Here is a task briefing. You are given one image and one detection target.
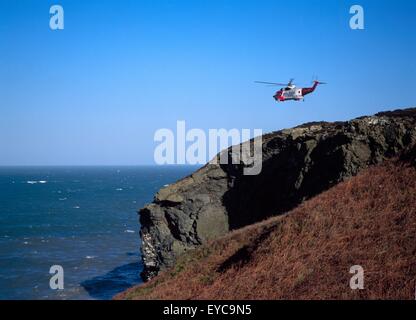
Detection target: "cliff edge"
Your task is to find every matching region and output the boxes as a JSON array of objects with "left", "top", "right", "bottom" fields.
[
  {"left": 139, "top": 108, "right": 416, "bottom": 280},
  {"left": 118, "top": 145, "right": 416, "bottom": 299}
]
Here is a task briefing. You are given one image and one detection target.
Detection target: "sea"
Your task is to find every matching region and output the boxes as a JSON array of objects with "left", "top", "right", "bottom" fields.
[{"left": 0, "top": 166, "right": 196, "bottom": 300}]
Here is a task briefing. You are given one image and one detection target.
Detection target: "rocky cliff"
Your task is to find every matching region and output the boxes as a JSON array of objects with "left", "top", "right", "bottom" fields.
[
  {"left": 118, "top": 144, "right": 416, "bottom": 300},
  {"left": 139, "top": 108, "right": 416, "bottom": 280}
]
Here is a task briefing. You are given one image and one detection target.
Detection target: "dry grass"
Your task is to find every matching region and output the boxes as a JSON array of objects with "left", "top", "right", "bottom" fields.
[{"left": 116, "top": 158, "right": 416, "bottom": 300}]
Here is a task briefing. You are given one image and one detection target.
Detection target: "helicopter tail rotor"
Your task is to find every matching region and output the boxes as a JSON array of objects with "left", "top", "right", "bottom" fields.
[{"left": 311, "top": 74, "right": 327, "bottom": 85}]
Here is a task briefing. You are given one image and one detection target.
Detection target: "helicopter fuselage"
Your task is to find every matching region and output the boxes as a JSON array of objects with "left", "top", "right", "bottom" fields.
[{"left": 273, "top": 81, "right": 320, "bottom": 102}]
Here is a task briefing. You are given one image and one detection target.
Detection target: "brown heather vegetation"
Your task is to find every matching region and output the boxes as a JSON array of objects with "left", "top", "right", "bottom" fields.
[{"left": 116, "top": 156, "right": 416, "bottom": 300}]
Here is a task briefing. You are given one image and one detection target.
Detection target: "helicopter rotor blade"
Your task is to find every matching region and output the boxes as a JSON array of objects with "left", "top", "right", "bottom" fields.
[{"left": 254, "top": 81, "right": 288, "bottom": 86}]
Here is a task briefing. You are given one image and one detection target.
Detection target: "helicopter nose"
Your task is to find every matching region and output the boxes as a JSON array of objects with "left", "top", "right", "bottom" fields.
[{"left": 273, "top": 92, "right": 281, "bottom": 101}]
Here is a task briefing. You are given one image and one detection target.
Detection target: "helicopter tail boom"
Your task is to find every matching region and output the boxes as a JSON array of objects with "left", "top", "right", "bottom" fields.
[{"left": 302, "top": 81, "right": 326, "bottom": 96}]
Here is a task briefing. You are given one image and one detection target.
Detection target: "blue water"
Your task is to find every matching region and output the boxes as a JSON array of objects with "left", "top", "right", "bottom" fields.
[{"left": 0, "top": 166, "right": 196, "bottom": 300}]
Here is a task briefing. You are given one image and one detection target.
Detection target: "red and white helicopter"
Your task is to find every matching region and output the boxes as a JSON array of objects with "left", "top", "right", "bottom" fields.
[{"left": 255, "top": 78, "right": 326, "bottom": 102}]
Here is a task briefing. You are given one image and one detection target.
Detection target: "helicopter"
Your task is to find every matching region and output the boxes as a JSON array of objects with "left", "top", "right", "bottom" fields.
[{"left": 255, "top": 78, "right": 326, "bottom": 102}]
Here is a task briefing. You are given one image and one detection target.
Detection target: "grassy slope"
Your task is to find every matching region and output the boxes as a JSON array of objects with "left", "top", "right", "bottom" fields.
[{"left": 117, "top": 158, "right": 416, "bottom": 300}]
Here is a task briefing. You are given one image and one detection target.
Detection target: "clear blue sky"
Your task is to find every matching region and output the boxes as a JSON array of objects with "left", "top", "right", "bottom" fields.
[{"left": 1, "top": 0, "right": 415, "bottom": 165}]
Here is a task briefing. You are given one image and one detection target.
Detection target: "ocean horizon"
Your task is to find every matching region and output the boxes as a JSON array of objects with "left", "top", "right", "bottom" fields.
[{"left": 0, "top": 165, "right": 197, "bottom": 300}]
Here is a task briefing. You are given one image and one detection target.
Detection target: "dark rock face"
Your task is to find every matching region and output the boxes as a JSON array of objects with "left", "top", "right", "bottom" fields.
[{"left": 139, "top": 108, "right": 416, "bottom": 281}]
